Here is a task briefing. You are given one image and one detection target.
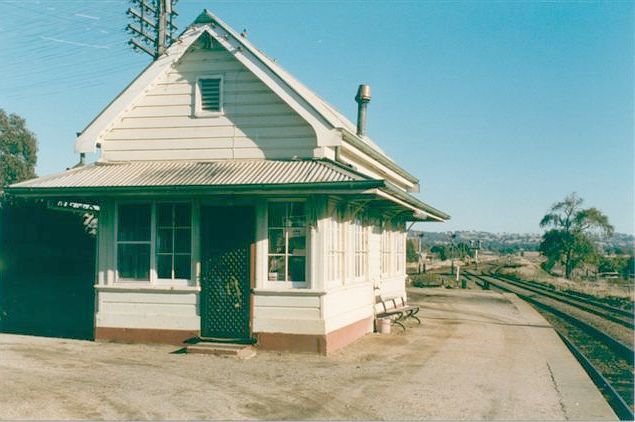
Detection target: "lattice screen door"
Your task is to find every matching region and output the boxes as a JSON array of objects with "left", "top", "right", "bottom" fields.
[{"left": 200, "top": 206, "right": 254, "bottom": 342}]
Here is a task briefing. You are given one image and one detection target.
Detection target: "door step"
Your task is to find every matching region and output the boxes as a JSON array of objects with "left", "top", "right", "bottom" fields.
[{"left": 186, "top": 342, "right": 256, "bottom": 359}]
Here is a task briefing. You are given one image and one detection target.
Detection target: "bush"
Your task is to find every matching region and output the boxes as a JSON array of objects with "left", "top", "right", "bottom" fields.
[{"left": 409, "top": 273, "right": 444, "bottom": 287}]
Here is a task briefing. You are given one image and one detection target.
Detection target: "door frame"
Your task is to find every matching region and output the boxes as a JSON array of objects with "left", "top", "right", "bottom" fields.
[{"left": 199, "top": 204, "right": 256, "bottom": 342}]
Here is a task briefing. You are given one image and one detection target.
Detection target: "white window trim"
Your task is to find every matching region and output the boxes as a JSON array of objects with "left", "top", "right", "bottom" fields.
[
  {"left": 194, "top": 75, "right": 224, "bottom": 117},
  {"left": 327, "top": 205, "right": 346, "bottom": 285},
  {"left": 380, "top": 221, "right": 392, "bottom": 277},
  {"left": 352, "top": 217, "right": 368, "bottom": 282},
  {"left": 114, "top": 200, "right": 195, "bottom": 287},
  {"left": 265, "top": 199, "right": 309, "bottom": 289},
  {"left": 395, "top": 228, "right": 405, "bottom": 275}
]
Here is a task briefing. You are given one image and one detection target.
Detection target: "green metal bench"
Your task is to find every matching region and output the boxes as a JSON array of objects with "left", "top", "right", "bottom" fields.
[{"left": 375, "top": 294, "right": 421, "bottom": 330}]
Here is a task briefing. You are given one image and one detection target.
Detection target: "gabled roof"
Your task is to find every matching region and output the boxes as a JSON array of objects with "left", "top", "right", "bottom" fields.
[
  {"left": 194, "top": 10, "right": 388, "bottom": 154},
  {"left": 74, "top": 9, "right": 407, "bottom": 176}
]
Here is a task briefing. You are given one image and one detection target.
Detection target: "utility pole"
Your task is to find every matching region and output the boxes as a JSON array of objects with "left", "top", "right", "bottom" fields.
[
  {"left": 469, "top": 240, "right": 481, "bottom": 271},
  {"left": 127, "top": 0, "right": 179, "bottom": 60},
  {"left": 448, "top": 232, "right": 457, "bottom": 276}
]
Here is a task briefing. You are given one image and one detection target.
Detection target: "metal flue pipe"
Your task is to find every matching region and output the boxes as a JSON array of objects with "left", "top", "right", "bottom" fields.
[{"left": 355, "top": 84, "right": 371, "bottom": 137}]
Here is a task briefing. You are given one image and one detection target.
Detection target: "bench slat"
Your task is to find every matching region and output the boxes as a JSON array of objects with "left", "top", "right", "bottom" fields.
[{"left": 374, "top": 294, "right": 421, "bottom": 329}]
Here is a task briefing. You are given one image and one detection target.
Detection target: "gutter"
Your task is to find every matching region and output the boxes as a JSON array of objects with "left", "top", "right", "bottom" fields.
[{"left": 5, "top": 180, "right": 384, "bottom": 198}]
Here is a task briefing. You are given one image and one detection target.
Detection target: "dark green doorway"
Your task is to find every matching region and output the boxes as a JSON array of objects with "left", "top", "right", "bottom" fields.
[{"left": 200, "top": 206, "right": 254, "bottom": 342}]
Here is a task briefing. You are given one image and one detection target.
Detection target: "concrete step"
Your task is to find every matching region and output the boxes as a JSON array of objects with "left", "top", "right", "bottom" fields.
[{"left": 186, "top": 342, "right": 256, "bottom": 359}]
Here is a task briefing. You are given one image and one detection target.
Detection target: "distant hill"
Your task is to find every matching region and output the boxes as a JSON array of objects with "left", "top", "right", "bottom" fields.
[{"left": 408, "top": 230, "right": 634, "bottom": 255}]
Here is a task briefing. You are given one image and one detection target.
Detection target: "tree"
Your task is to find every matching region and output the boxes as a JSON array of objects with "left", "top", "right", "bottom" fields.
[
  {"left": 0, "top": 109, "right": 38, "bottom": 187},
  {"left": 430, "top": 245, "right": 448, "bottom": 261},
  {"left": 539, "top": 193, "right": 613, "bottom": 279}
]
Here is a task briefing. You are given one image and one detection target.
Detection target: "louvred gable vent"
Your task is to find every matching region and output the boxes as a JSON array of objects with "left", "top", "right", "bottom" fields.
[{"left": 200, "top": 78, "right": 221, "bottom": 111}]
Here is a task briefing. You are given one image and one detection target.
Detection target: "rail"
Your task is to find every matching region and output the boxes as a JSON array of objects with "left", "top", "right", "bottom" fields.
[{"left": 486, "top": 273, "right": 634, "bottom": 329}]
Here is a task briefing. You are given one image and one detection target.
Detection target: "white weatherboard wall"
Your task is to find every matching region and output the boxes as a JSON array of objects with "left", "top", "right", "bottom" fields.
[
  {"left": 252, "top": 292, "right": 325, "bottom": 335},
  {"left": 100, "top": 44, "right": 317, "bottom": 161},
  {"left": 94, "top": 196, "right": 407, "bottom": 338},
  {"left": 96, "top": 289, "right": 199, "bottom": 330},
  {"left": 322, "top": 282, "right": 374, "bottom": 333}
]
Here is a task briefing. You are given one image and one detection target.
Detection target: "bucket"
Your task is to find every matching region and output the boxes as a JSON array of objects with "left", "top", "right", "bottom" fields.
[{"left": 376, "top": 318, "right": 391, "bottom": 334}]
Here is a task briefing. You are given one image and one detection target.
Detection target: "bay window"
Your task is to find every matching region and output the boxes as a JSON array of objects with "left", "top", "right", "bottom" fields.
[
  {"left": 327, "top": 209, "right": 345, "bottom": 283},
  {"left": 353, "top": 217, "right": 367, "bottom": 280},
  {"left": 380, "top": 223, "right": 392, "bottom": 276},
  {"left": 395, "top": 229, "right": 405, "bottom": 274}
]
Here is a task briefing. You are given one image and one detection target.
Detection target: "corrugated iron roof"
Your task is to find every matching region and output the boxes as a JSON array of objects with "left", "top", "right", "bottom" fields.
[{"left": 10, "top": 159, "right": 370, "bottom": 189}]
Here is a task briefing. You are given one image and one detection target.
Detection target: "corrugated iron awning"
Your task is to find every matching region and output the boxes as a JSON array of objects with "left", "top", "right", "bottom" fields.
[
  {"left": 7, "top": 159, "right": 449, "bottom": 222},
  {"left": 9, "top": 159, "right": 368, "bottom": 189}
]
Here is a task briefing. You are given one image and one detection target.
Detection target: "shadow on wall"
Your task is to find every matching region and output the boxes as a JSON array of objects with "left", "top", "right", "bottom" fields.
[{"left": 0, "top": 199, "right": 96, "bottom": 340}]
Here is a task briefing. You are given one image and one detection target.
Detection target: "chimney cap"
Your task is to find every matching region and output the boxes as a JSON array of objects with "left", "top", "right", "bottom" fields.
[{"left": 355, "top": 84, "right": 371, "bottom": 103}]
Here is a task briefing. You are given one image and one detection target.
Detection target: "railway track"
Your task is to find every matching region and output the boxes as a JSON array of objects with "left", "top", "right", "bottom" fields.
[
  {"left": 464, "top": 271, "right": 634, "bottom": 420},
  {"left": 486, "top": 272, "right": 634, "bottom": 329}
]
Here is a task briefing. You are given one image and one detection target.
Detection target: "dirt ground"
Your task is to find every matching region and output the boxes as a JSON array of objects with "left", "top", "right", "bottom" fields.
[{"left": 0, "top": 289, "right": 615, "bottom": 420}]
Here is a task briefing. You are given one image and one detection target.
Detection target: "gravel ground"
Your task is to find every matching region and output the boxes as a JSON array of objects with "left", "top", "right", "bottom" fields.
[{"left": 0, "top": 289, "right": 616, "bottom": 420}]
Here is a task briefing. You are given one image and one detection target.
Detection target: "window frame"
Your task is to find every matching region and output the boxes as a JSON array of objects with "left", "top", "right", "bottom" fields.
[
  {"left": 194, "top": 75, "right": 224, "bottom": 117},
  {"left": 327, "top": 205, "right": 346, "bottom": 285},
  {"left": 380, "top": 221, "right": 392, "bottom": 277},
  {"left": 352, "top": 216, "right": 368, "bottom": 281},
  {"left": 114, "top": 200, "right": 194, "bottom": 286},
  {"left": 395, "top": 227, "right": 405, "bottom": 275},
  {"left": 155, "top": 202, "right": 193, "bottom": 282},
  {"left": 266, "top": 199, "right": 308, "bottom": 288},
  {"left": 115, "top": 202, "right": 152, "bottom": 283}
]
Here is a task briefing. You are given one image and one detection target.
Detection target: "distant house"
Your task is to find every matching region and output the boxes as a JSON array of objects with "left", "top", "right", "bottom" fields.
[{"left": 8, "top": 10, "right": 448, "bottom": 354}]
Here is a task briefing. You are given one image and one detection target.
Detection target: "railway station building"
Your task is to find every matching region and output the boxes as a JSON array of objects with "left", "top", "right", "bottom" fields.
[{"left": 8, "top": 10, "right": 449, "bottom": 354}]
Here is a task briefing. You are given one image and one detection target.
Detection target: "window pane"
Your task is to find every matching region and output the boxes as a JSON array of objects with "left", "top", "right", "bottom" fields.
[
  {"left": 174, "top": 204, "right": 191, "bottom": 227},
  {"left": 288, "top": 203, "right": 305, "bottom": 228},
  {"left": 268, "top": 256, "right": 286, "bottom": 282},
  {"left": 288, "top": 256, "right": 305, "bottom": 282},
  {"left": 268, "top": 203, "right": 285, "bottom": 227},
  {"left": 288, "top": 229, "right": 305, "bottom": 255},
  {"left": 156, "top": 228, "right": 173, "bottom": 253},
  {"left": 118, "top": 204, "right": 150, "bottom": 241},
  {"left": 174, "top": 228, "right": 191, "bottom": 253},
  {"left": 174, "top": 255, "right": 191, "bottom": 279},
  {"left": 157, "top": 204, "right": 172, "bottom": 227},
  {"left": 157, "top": 254, "right": 172, "bottom": 279},
  {"left": 268, "top": 229, "right": 285, "bottom": 254},
  {"left": 118, "top": 244, "right": 150, "bottom": 280}
]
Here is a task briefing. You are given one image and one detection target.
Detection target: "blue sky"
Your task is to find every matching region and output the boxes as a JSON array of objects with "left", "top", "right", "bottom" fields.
[{"left": 0, "top": 1, "right": 632, "bottom": 234}]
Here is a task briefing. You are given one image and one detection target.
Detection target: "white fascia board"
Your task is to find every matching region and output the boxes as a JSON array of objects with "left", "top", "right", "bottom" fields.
[
  {"left": 202, "top": 27, "right": 339, "bottom": 148},
  {"left": 340, "top": 128, "right": 420, "bottom": 191},
  {"left": 373, "top": 188, "right": 445, "bottom": 222},
  {"left": 74, "top": 27, "right": 205, "bottom": 154},
  {"left": 339, "top": 142, "right": 416, "bottom": 192}
]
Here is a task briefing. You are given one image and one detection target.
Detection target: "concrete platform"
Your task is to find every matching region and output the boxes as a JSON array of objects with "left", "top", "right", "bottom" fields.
[
  {"left": 405, "top": 288, "right": 618, "bottom": 420},
  {"left": 0, "top": 288, "right": 619, "bottom": 420}
]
